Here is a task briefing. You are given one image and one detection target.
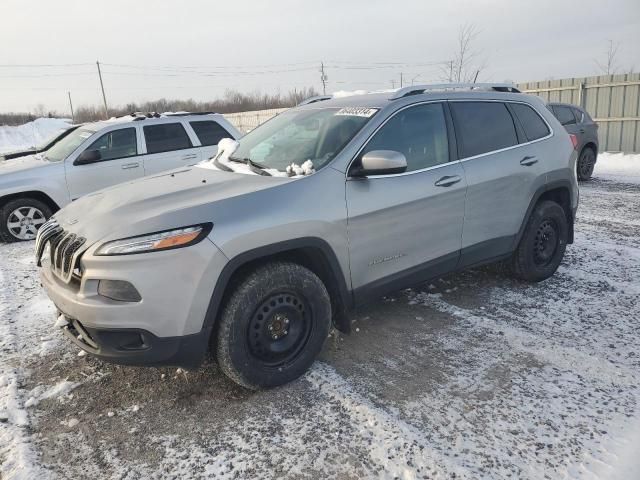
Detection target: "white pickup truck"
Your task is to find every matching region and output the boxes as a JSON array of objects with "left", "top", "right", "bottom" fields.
[{"left": 0, "top": 112, "right": 240, "bottom": 241}]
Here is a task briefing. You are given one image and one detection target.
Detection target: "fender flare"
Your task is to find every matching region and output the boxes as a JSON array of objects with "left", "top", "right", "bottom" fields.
[
  {"left": 201, "top": 237, "right": 353, "bottom": 337},
  {"left": 512, "top": 179, "right": 575, "bottom": 250}
]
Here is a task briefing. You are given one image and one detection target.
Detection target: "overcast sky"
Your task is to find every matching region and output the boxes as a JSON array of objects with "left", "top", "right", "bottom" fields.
[{"left": 1, "top": 0, "right": 639, "bottom": 113}]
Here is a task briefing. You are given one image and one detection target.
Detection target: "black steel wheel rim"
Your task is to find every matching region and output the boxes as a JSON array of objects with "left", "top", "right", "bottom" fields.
[
  {"left": 247, "top": 292, "right": 311, "bottom": 366},
  {"left": 579, "top": 150, "right": 595, "bottom": 177},
  {"left": 533, "top": 219, "right": 559, "bottom": 265}
]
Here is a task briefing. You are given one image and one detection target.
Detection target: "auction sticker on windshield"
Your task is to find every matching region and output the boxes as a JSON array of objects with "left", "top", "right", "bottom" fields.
[{"left": 335, "top": 107, "right": 378, "bottom": 117}]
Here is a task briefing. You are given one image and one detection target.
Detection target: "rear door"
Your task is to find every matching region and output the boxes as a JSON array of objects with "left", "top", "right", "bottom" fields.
[
  {"left": 573, "top": 107, "right": 599, "bottom": 147},
  {"left": 552, "top": 105, "right": 581, "bottom": 137},
  {"left": 450, "top": 101, "right": 549, "bottom": 267},
  {"left": 65, "top": 127, "right": 144, "bottom": 200},
  {"left": 346, "top": 102, "right": 467, "bottom": 300},
  {"left": 141, "top": 122, "right": 201, "bottom": 175},
  {"left": 189, "top": 120, "right": 235, "bottom": 160}
]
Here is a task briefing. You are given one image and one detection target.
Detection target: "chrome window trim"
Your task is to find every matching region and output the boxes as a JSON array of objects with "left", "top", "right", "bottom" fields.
[{"left": 346, "top": 99, "right": 555, "bottom": 179}]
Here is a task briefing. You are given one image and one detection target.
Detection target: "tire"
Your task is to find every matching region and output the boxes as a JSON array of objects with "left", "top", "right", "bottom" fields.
[
  {"left": 0, "top": 198, "right": 52, "bottom": 243},
  {"left": 577, "top": 146, "right": 596, "bottom": 181},
  {"left": 215, "top": 261, "right": 331, "bottom": 389},
  {"left": 510, "top": 200, "right": 568, "bottom": 282}
]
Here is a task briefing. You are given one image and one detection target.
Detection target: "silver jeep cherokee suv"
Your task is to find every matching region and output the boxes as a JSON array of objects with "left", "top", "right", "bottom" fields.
[{"left": 36, "top": 84, "right": 579, "bottom": 389}]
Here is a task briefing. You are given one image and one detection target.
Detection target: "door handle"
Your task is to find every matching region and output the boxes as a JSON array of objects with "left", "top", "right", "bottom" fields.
[
  {"left": 434, "top": 175, "right": 462, "bottom": 187},
  {"left": 182, "top": 154, "right": 198, "bottom": 160},
  {"left": 579, "top": 128, "right": 585, "bottom": 133},
  {"left": 121, "top": 162, "right": 140, "bottom": 170},
  {"left": 520, "top": 156, "right": 538, "bottom": 166}
]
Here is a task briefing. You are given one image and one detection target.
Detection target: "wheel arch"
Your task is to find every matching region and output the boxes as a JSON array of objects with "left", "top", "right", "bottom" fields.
[
  {"left": 0, "top": 190, "right": 61, "bottom": 213},
  {"left": 202, "top": 238, "right": 353, "bottom": 338},
  {"left": 581, "top": 142, "right": 598, "bottom": 157},
  {"left": 514, "top": 181, "right": 574, "bottom": 248}
]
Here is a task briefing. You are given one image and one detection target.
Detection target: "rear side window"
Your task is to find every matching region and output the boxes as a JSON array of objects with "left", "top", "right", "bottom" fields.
[
  {"left": 510, "top": 103, "right": 550, "bottom": 142},
  {"left": 86, "top": 128, "right": 137, "bottom": 161},
  {"left": 189, "top": 120, "right": 232, "bottom": 146},
  {"left": 362, "top": 103, "right": 449, "bottom": 172},
  {"left": 143, "top": 123, "right": 192, "bottom": 154},
  {"left": 451, "top": 102, "right": 518, "bottom": 158},
  {"left": 572, "top": 108, "right": 586, "bottom": 123},
  {"left": 553, "top": 106, "right": 577, "bottom": 126}
]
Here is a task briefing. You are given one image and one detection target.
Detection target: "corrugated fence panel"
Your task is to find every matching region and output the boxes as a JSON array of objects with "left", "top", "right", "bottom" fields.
[{"left": 519, "top": 73, "right": 640, "bottom": 152}]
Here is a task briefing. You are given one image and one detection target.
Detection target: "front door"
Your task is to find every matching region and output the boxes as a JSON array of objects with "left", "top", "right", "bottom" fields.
[
  {"left": 141, "top": 122, "right": 201, "bottom": 176},
  {"left": 65, "top": 127, "right": 144, "bottom": 200},
  {"left": 346, "top": 102, "right": 467, "bottom": 302}
]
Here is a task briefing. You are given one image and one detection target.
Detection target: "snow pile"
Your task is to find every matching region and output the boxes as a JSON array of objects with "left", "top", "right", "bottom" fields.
[
  {"left": 0, "top": 118, "right": 71, "bottom": 154},
  {"left": 24, "top": 380, "right": 79, "bottom": 408},
  {"left": 594, "top": 152, "right": 640, "bottom": 184}
]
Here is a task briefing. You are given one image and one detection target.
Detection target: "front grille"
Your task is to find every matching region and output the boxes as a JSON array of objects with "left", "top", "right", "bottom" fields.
[{"left": 35, "top": 218, "right": 86, "bottom": 283}]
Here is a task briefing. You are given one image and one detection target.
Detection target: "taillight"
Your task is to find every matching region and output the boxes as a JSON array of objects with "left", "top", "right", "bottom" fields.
[{"left": 569, "top": 134, "right": 578, "bottom": 150}]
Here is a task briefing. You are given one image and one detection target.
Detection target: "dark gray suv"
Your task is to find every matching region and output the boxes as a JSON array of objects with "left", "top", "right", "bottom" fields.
[
  {"left": 548, "top": 102, "right": 599, "bottom": 181},
  {"left": 37, "top": 84, "right": 579, "bottom": 389}
]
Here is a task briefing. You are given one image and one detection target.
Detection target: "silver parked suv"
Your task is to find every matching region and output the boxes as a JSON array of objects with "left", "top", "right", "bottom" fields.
[{"left": 36, "top": 84, "right": 579, "bottom": 389}]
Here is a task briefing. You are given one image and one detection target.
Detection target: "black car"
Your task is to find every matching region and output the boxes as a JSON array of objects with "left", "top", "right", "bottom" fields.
[
  {"left": 548, "top": 103, "right": 599, "bottom": 181},
  {"left": 0, "top": 125, "right": 80, "bottom": 161}
]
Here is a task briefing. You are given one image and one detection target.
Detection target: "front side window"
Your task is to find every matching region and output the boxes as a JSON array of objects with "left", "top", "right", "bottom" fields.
[
  {"left": 360, "top": 103, "right": 449, "bottom": 172},
  {"left": 510, "top": 103, "right": 550, "bottom": 142},
  {"left": 231, "top": 107, "right": 375, "bottom": 172},
  {"left": 144, "top": 123, "right": 192, "bottom": 154},
  {"left": 553, "top": 106, "right": 577, "bottom": 126},
  {"left": 451, "top": 102, "right": 518, "bottom": 158},
  {"left": 85, "top": 128, "right": 137, "bottom": 161},
  {"left": 44, "top": 128, "right": 94, "bottom": 162},
  {"left": 189, "top": 121, "right": 232, "bottom": 146}
]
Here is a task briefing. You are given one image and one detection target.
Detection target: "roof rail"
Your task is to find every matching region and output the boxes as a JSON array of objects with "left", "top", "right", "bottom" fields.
[
  {"left": 164, "top": 111, "right": 218, "bottom": 116},
  {"left": 389, "top": 83, "right": 521, "bottom": 100},
  {"left": 297, "top": 95, "right": 332, "bottom": 106}
]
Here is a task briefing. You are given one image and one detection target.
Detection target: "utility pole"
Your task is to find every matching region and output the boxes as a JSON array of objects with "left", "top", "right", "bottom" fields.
[
  {"left": 96, "top": 60, "right": 109, "bottom": 119},
  {"left": 319, "top": 61, "right": 328, "bottom": 95},
  {"left": 67, "top": 91, "right": 75, "bottom": 123},
  {"left": 391, "top": 79, "right": 396, "bottom": 89},
  {"left": 400, "top": 72, "right": 403, "bottom": 88}
]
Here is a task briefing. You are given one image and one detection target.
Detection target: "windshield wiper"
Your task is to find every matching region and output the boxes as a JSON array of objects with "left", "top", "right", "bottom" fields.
[{"left": 228, "top": 156, "right": 272, "bottom": 177}]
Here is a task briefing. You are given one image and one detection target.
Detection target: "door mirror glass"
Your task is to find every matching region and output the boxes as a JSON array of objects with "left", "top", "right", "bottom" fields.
[
  {"left": 353, "top": 150, "right": 407, "bottom": 176},
  {"left": 74, "top": 149, "right": 102, "bottom": 165}
]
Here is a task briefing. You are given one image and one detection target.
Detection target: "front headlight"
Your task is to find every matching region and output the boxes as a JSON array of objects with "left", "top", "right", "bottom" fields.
[{"left": 95, "top": 224, "right": 212, "bottom": 256}]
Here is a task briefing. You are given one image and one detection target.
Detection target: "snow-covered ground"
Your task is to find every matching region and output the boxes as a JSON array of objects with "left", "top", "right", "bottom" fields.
[
  {"left": 0, "top": 118, "right": 71, "bottom": 154},
  {"left": 0, "top": 155, "right": 639, "bottom": 479}
]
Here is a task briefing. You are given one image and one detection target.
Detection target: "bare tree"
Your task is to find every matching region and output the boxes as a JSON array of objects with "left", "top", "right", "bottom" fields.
[
  {"left": 595, "top": 40, "right": 620, "bottom": 75},
  {"left": 440, "top": 24, "right": 486, "bottom": 83}
]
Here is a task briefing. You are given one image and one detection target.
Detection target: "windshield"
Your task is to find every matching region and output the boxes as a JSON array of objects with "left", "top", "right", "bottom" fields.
[
  {"left": 44, "top": 128, "right": 94, "bottom": 162},
  {"left": 231, "top": 107, "right": 377, "bottom": 173},
  {"left": 36, "top": 126, "right": 75, "bottom": 150}
]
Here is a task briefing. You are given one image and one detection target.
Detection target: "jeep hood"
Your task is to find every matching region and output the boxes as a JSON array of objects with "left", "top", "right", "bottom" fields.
[
  {"left": 0, "top": 153, "right": 49, "bottom": 174},
  {"left": 53, "top": 166, "right": 292, "bottom": 244}
]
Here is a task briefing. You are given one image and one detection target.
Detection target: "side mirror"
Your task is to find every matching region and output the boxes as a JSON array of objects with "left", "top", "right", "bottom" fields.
[
  {"left": 74, "top": 149, "right": 101, "bottom": 165},
  {"left": 351, "top": 150, "right": 407, "bottom": 177}
]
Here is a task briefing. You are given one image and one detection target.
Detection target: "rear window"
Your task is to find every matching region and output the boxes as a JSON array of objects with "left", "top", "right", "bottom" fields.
[
  {"left": 553, "top": 106, "right": 577, "bottom": 126},
  {"left": 451, "top": 102, "right": 518, "bottom": 158},
  {"left": 143, "top": 123, "right": 192, "bottom": 154},
  {"left": 189, "top": 121, "right": 232, "bottom": 146},
  {"left": 510, "top": 103, "right": 550, "bottom": 142}
]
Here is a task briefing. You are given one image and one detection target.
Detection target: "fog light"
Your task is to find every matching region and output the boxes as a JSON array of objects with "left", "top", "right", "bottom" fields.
[{"left": 98, "top": 280, "right": 142, "bottom": 302}]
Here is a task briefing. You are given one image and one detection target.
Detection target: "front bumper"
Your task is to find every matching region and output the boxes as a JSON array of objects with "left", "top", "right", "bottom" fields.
[{"left": 40, "top": 236, "right": 229, "bottom": 367}]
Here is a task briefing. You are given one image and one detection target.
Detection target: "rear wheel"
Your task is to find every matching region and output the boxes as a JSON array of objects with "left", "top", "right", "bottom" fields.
[
  {"left": 577, "top": 147, "right": 596, "bottom": 181},
  {"left": 510, "top": 200, "right": 568, "bottom": 282},
  {"left": 215, "top": 261, "right": 331, "bottom": 389},
  {"left": 0, "top": 198, "right": 52, "bottom": 242}
]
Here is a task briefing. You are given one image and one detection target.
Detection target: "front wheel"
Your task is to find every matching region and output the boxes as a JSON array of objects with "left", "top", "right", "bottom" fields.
[
  {"left": 510, "top": 200, "right": 568, "bottom": 282},
  {"left": 215, "top": 261, "right": 331, "bottom": 389},
  {"left": 0, "top": 198, "right": 52, "bottom": 242}
]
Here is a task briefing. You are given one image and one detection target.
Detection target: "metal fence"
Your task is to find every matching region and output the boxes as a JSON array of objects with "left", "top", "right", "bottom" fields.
[
  {"left": 518, "top": 73, "right": 640, "bottom": 153},
  {"left": 224, "top": 107, "right": 288, "bottom": 134}
]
